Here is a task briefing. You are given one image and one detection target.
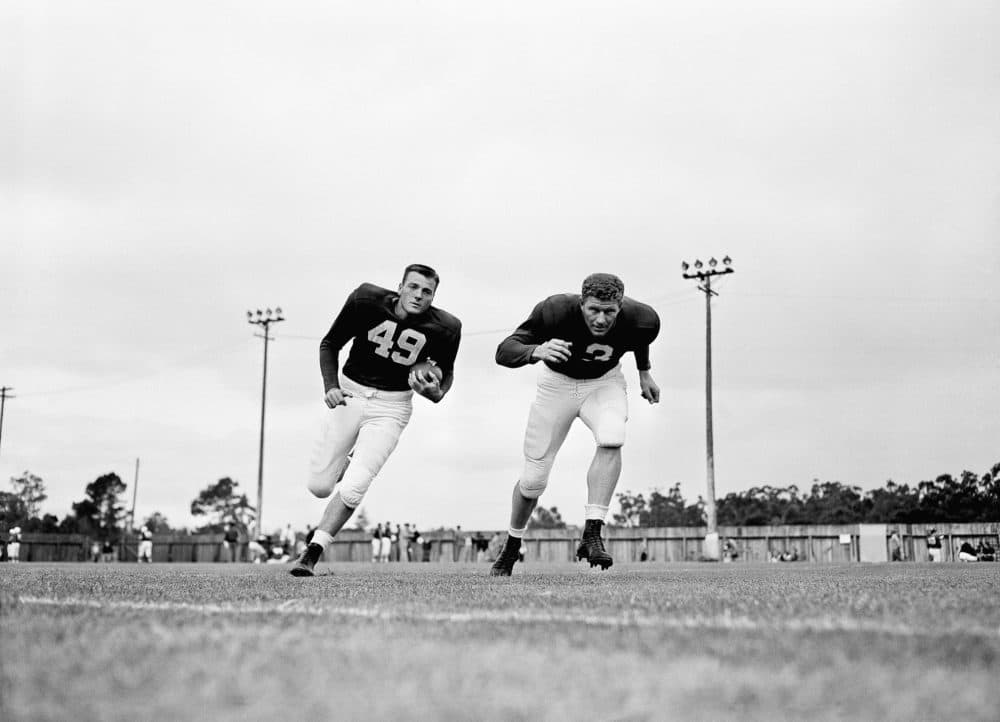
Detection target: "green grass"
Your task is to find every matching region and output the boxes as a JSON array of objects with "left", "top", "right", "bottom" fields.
[{"left": 2, "top": 561, "right": 999, "bottom": 721}]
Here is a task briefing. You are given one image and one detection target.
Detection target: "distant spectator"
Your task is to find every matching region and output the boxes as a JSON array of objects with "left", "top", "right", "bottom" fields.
[
  {"left": 453, "top": 525, "right": 464, "bottom": 562},
  {"left": 279, "top": 524, "right": 295, "bottom": 556},
  {"left": 721, "top": 538, "right": 738, "bottom": 563},
  {"left": 473, "top": 532, "right": 488, "bottom": 562},
  {"left": 462, "top": 531, "right": 473, "bottom": 563},
  {"left": 371, "top": 523, "right": 382, "bottom": 563},
  {"left": 889, "top": 530, "right": 903, "bottom": 561},
  {"left": 267, "top": 538, "right": 290, "bottom": 563},
  {"left": 248, "top": 536, "right": 268, "bottom": 564},
  {"left": 421, "top": 536, "right": 433, "bottom": 562},
  {"left": 402, "top": 523, "right": 412, "bottom": 561},
  {"left": 639, "top": 537, "right": 649, "bottom": 562},
  {"left": 926, "top": 528, "right": 942, "bottom": 562},
  {"left": 6, "top": 527, "right": 21, "bottom": 563},
  {"left": 138, "top": 526, "right": 154, "bottom": 563},
  {"left": 958, "top": 541, "right": 978, "bottom": 562},
  {"left": 101, "top": 538, "right": 116, "bottom": 563},
  {"left": 977, "top": 540, "right": 996, "bottom": 562},
  {"left": 379, "top": 522, "right": 392, "bottom": 563},
  {"left": 393, "top": 524, "right": 403, "bottom": 561},
  {"left": 90, "top": 540, "right": 101, "bottom": 563},
  {"left": 223, "top": 522, "right": 240, "bottom": 563},
  {"left": 409, "top": 524, "right": 421, "bottom": 562}
]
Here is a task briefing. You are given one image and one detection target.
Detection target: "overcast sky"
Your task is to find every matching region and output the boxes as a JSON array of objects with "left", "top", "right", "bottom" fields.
[{"left": 3, "top": 1, "right": 998, "bottom": 535}]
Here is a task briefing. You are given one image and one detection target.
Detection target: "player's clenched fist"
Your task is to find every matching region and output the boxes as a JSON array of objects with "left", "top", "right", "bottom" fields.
[
  {"left": 639, "top": 374, "right": 660, "bottom": 404},
  {"left": 324, "top": 387, "right": 353, "bottom": 408},
  {"left": 531, "top": 338, "right": 573, "bottom": 364}
]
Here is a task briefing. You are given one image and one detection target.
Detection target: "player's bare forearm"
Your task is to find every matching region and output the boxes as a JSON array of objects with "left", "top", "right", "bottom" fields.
[{"left": 638, "top": 369, "right": 660, "bottom": 404}]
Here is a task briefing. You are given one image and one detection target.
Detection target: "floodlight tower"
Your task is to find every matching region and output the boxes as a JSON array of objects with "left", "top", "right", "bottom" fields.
[
  {"left": 681, "top": 256, "right": 734, "bottom": 561},
  {"left": 0, "top": 386, "right": 13, "bottom": 456},
  {"left": 247, "top": 307, "right": 284, "bottom": 538}
]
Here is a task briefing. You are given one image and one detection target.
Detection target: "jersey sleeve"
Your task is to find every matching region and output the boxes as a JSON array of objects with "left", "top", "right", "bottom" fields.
[
  {"left": 495, "top": 300, "right": 546, "bottom": 368},
  {"left": 318, "top": 287, "right": 362, "bottom": 392},
  {"left": 630, "top": 303, "right": 661, "bottom": 372},
  {"left": 434, "top": 318, "right": 462, "bottom": 398}
]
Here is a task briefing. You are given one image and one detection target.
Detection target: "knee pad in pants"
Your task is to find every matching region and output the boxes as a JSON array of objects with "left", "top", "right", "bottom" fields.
[{"left": 518, "top": 461, "right": 550, "bottom": 499}]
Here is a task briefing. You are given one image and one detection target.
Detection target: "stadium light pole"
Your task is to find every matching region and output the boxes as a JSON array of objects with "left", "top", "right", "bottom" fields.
[
  {"left": 247, "top": 307, "right": 284, "bottom": 539},
  {"left": 0, "top": 386, "right": 14, "bottom": 457},
  {"left": 681, "top": 256, "right": 734, "bottom": 561}
]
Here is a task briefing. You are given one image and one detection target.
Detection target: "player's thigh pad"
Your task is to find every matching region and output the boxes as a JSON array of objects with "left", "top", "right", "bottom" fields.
[
  {"left": 579, "top": 376, "right": 628, "bottom": 447},
  {"left": 336, "top": 405, "right": 411, "bottom": 507},
  {"left": 519, "top": 380, "right": 578, "bottom": 498},
  {"left": 308, "top": 402, "right": 365, "bottom": 498}
]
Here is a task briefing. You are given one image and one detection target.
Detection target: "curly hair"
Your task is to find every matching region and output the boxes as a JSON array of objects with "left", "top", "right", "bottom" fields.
[{"left": 581, "top": 273, "right": 624, "bottom": 303}]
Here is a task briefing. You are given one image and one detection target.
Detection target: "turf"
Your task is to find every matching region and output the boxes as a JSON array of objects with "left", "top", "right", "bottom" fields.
[{"left": 2, "top": 561, "right": 998, "bottom": 721}]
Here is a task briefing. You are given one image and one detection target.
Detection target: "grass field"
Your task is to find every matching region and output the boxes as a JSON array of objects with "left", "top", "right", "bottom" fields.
[{"left": 2, "top": 561, "right": 998, "bottom": 721}]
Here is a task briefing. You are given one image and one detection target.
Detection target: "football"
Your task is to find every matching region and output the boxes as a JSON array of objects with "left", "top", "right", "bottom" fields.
[{"left": 410, "top": 360, "right": 443, "bottom": 384}]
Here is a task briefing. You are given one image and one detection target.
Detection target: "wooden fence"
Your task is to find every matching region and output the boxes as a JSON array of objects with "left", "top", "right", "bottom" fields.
[{"left": 5, "top": 522, "right": 998, "bottom": 563}]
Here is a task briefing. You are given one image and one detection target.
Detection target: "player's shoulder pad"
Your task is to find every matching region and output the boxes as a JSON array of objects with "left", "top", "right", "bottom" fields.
[
  {"left": 352, "top": 282, "right": 394, "bottom": 303},
  {"left": 622, "top": 296, "right": 660, "bottom": 330},
  {"left": 427, "top": 306, "right": 462, "bottom": 336},
  {"left": 537, "top": 293, "right": 580, "bottom": 322}
]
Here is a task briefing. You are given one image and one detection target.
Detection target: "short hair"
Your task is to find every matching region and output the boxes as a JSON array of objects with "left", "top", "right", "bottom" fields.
[
  {"left": 581, "top": 273, "right": 624, "bottom": 303},
  {"left": 401, "top": 263, "right": 440, "bottom": 288}
]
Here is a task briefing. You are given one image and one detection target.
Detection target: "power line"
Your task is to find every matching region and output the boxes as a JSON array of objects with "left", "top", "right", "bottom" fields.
[{"left": 15, "top": 340, "right": 250, "bottom": 398}]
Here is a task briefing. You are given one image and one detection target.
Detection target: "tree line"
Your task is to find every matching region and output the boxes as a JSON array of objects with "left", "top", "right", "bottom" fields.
[
  {"left": 3, "top": 462, "right": 999, "bottom": 538},
  {"left": 0, "top": 472, "right": 255, "bottom": 540},
  {"left": 613, "top": 462, "right": 1000, "bottom": 527}
]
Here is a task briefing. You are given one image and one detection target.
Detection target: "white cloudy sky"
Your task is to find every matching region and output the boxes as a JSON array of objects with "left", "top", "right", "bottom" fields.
[{"left": 3, "top": 1, "right": 998, "bottom": 534}]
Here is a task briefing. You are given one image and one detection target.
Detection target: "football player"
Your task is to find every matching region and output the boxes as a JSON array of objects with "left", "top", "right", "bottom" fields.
[
  {"left": 290, "top": 264, "right": 462, "bottom": 577},
  {"left": 490, "top": 273, "right": 660, "bottom": 576}
]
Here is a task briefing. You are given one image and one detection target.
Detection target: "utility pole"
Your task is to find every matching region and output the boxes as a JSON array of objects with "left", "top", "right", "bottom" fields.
[
  {"left": 129, "top": 457, "right": 140, "bottom": 533},
  {"left": 0, "top": 386, "right": 14, "bottom": 456},
  {"left": 681, "top": 256, "right": 734, "bottom": 561},
  {"left": 247, "top": 307, "right": 284, "bottom": 539}
]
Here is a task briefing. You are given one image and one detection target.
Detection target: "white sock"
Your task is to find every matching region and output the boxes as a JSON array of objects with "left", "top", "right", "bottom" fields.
[
  {"left": 508, "top": 526, "right": 526, "bottom": 539},
  {"left": 311, "top": 530, "right": 334, "bottom": 550},
  {"left": 584, "top": 504, "right": 609, "bottom": 522}
]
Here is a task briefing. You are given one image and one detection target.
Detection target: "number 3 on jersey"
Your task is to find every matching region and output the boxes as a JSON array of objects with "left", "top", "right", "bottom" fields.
[{"left": 367, "top": 320, "right": 427, "bottom": 366}]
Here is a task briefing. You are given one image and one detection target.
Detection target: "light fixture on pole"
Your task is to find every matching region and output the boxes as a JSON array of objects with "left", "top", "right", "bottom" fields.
[
  {"left": 681, "top": 256, "right": 735, "bottom": 561},
  {"left": 247, "top": 306, "right": 284, "bottom": 538}
]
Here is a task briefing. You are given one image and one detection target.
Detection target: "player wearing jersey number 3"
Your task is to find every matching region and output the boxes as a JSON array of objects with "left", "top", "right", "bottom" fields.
[
  {"left": 490, "top": 273, "right": 660, "bottom": 576},
  {"left": 291, "top": 264, "right": 462, "bottom": 577}
]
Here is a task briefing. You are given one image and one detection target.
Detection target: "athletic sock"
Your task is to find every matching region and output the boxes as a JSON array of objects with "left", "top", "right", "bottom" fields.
[
  {"left": 508, "top": 526, "right": 526, "bottom": 539},
  {"left": 584, "top": 504, "right": 609, "bottom": 522},
  {"left": 311, "top": 529, "right": 334, "bottom": 550}
]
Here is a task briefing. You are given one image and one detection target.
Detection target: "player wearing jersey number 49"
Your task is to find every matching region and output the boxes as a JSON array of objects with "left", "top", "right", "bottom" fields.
[
  {"left": 490, "top": 273, "right": 660, "bottom": 576},
  {"left": 291, "top": 264, "right": 462, "bottom": 577}
]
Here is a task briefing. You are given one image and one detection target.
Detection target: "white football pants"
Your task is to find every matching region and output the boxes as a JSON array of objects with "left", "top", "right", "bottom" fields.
[
  {"left": 519, "top": 363, "right": 628, "bottom": 498},
  {"left": 308, "top": 374, "right": 413, "bottom": 508}
]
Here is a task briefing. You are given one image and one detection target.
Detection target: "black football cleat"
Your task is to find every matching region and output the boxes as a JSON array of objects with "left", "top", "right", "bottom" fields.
[
  {"left": 489, "top": 535, "right": 522, "bottom": 577},
  {"left": 576, "top": 520, "right": 613, "bottom": 570},
  {"left": 290, "top": 543, "right": 324, "bottom": 577}
]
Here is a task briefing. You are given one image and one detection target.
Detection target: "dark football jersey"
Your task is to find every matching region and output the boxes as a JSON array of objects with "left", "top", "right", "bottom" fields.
[
  {"left": 320, "top": 283, "right": 462, "bottom": 392},
  {"left": 496, "top": 294, "right": 659, "bottom": 379}
]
